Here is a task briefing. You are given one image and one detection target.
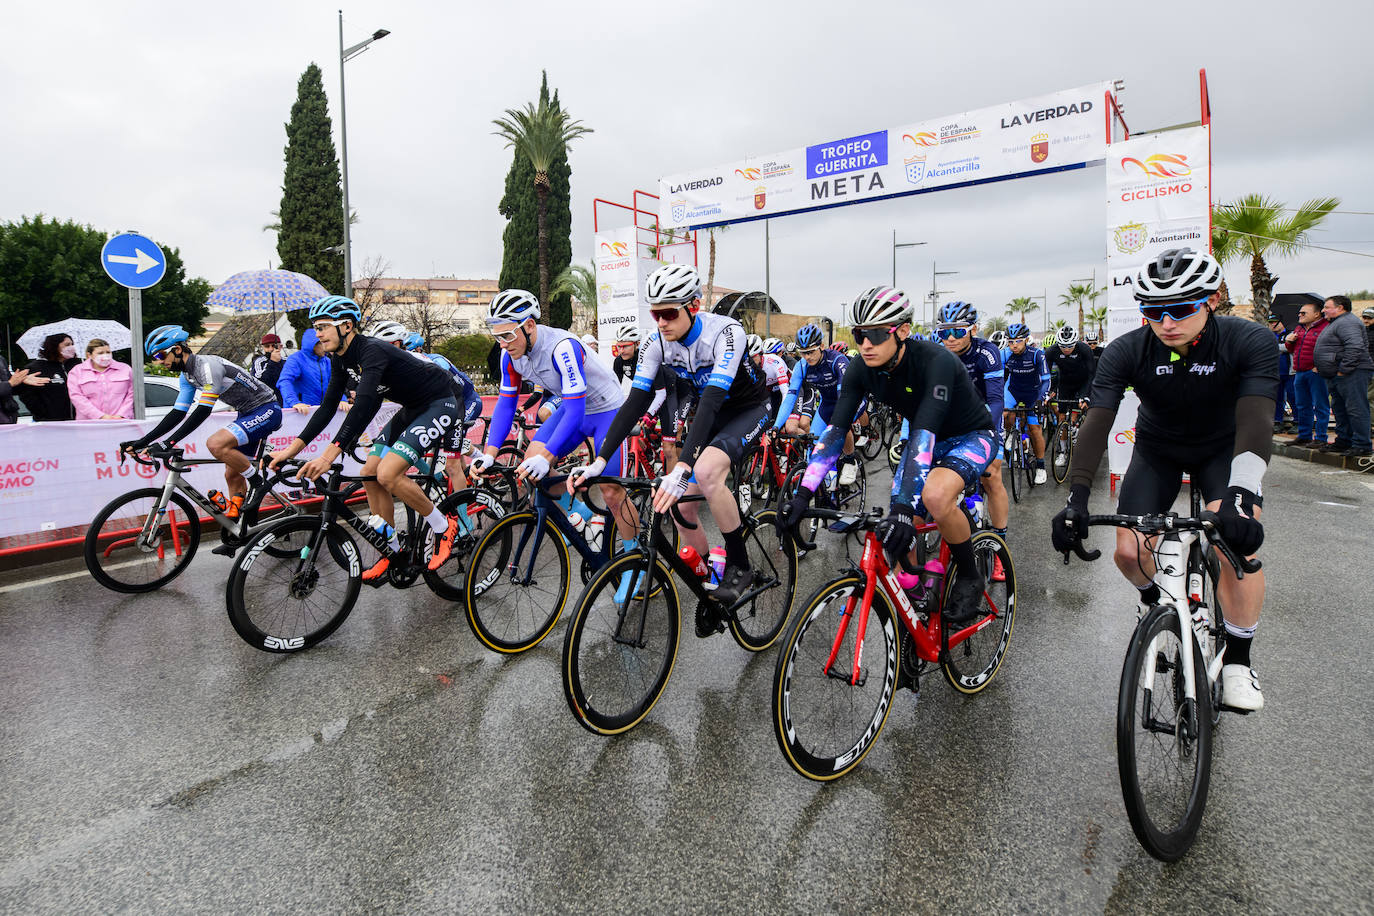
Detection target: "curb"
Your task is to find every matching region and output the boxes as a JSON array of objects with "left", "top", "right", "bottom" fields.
[{"left": 1272, "top": 435, "right": 1374, "bottom": 473}]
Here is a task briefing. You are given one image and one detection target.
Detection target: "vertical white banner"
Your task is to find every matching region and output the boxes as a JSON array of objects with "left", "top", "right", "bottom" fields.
[{"left": 593, "top": 226, "right": 645, "bottom": 354}]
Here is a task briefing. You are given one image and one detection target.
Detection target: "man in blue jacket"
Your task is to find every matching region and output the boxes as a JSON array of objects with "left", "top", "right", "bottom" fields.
[{"left": 278, "top": 328, "right": 339, "bottom": 415}]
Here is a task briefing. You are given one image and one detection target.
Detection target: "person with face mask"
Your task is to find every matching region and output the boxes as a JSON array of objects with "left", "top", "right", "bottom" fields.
[
  {"left": 17, "top": 332, "right": 78, "bottom": 421},
  {"left": 67, "top": 338, "right": 134, "bottom": 419}
]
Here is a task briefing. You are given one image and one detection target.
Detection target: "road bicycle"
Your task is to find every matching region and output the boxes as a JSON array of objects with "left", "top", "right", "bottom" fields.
[
  {"left": 224, "top": 447, "right": 506, "bottom": 653},
  {"left": 740, "top": 430, "right": 815, "bottom": 518},
  {"left": 778, "top": 446, "right": 868, "bottom": 546},
  {"left": 772, "top": 505, "right": 1015, "bottom": 781},
  {"left": 1045, "top": 397, "right": 1086, "bottom": 485},
  {"left": 84, "top": 443, "right": 307, "bottom": 593},
  {"left": 864, "top": 402, "right": 900, "bottom": 463},
  {"left": 1002, "top": 406, "right": 1042, "bottom": 502},
  {"left": 462, "top": 473, "right": 666, "bottom": 653},
  {"left": 1062, "top": 485, "right": 1260, "bottom": 861},
  {"left": 562, "top": 476, "right": 798, "bottom": 735}
]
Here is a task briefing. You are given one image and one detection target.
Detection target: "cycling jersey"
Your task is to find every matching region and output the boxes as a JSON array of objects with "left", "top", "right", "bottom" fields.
[
  {"left": 802, "top": 339, "right": 994, "bottom": 510},
  {"left": 1003, "top": 346, "right": 1051, "bottom": 402},
  {"left": 775, "top": 349, "right": 847, "bottom": 429},
  {"left": 1046, "top": 341, "right": 1096, "bottom": 397},
  {"left": 486, "top": 326, "right": 624, "bottom": 458},
  {"left": 953, "top": 337, "right": 1005, "bottom": 440},
  {"left": 410, "top": 351, "right": 481, "bottom": 420},
  {"left": 298, "top": 335, "right": 456, "bottom": 452},
  {"left": 758, "top": 353, "right": 790, "bottom": 392},
  {"left": 174, "top": 354, "right": 277, "bottom": 413}
]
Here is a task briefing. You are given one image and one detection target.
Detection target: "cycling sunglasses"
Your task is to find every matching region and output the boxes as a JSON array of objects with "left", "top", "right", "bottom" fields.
[
  {"left": 936, "top": 326, "right": 971, "bottom": 340},
  {"left": 650, "top": 306, "right": 685, "bottom": 323},
  {"left": 150, "top": 350, "right": 170, "bottom": 362},
  {"left": 1138, "top": 294, "right": 1209, "bottom": 323},
  {"left": 851, "top": 325, "right": 900, "bottom": 346},
  {"left": 492, "top": 328, "right": 522, "bottom": 343}
]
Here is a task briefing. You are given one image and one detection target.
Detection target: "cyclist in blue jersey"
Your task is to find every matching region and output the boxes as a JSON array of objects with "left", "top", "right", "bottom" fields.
[
  {"left": 775, "top": 323, "right": 865, "bottom": 486},
  {"left": 122, "top": 325, "right": 283, "bottom": 519},
  {"left": 937, "top": 301, "right": 1011, "bottom": 540},
  {"left": 1002, "top": 323, "right": 1052, "bottom": 484}
]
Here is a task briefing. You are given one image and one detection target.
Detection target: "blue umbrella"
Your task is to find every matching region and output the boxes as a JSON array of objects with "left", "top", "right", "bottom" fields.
[{"left": 206, "top": 269, "right": 330, "bottom": 313}]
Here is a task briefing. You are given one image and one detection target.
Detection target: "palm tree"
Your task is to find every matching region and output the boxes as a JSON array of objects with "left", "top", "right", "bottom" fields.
[
  {"left": 1059, "top": 282, "right": 1098, "bottom": 334},
  {"left": 1211, "top": 193, "right": 1339, "bottom": 320},
  {"left": 1086, "top": 304, "right": 1107, "bottom": 337},
  {"left": 493, "top": 93, "right": 593, "bottom": 307},
  {"left": 551, "top": 261, "right": 596, "bottom": 325},
  {"left": 1210, "top": 218, "right": 1245, "bottom": 316},
  {"left": 1005, "top": 296, "right": 1037, "bottom": 325},
  {"left": 704, "top": 224, "right": 731, "bottom": 309}
]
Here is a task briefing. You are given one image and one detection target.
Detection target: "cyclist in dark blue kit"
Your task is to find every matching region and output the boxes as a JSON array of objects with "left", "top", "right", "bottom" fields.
[
  {"left": 1002, "top": 322, "right": 1052, "bottom": 484},
  {"left": 776, "top": 323, "right": 865, "bottom": 486}
]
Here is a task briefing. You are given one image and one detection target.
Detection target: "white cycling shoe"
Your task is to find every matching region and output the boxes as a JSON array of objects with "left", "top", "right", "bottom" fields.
[
  {"left": 1033, "top": 467, "right": 1047, "bottom": 485},
  {"left": 1221, "top": 664, "right": 1264, "bottom": 711}
]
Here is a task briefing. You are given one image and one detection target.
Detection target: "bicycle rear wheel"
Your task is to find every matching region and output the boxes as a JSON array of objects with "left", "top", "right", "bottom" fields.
[
  {"left": 225, "top": 516, "right": 362, "bottom": 652},
  {"left": 727, "top": 510, "right": 797, "bottom": 651},
  {"left": 773, "top": 575, "right": 898, "bottom": 781},
  {"left": 423, "top": 487, "right": 508, "bottom": 602},
  {"left": 562, "top": 552, "right": 680, "bottom": 735},
  {"left": 940, "top": 531, "right": 1016, "bottom": 693},
  {"left": 1023, "top": 432, "right": 1038, "bottom": 490},
  {"left": 464, "top": 511, "right": 571, "bottom": 652},
  {"left": 1117, "top": 604, "right": 1214, "bottom": 862},
  {"left": 84, "top": 488, "right": 202, "bottom": 593}
]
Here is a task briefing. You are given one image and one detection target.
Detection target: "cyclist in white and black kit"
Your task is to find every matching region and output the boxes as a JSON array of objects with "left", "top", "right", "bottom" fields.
[
  {"left": 571, "top": 264, "right": 770, "bottom": 625},
  {"left": 1052, "top": 248, "right": 1278, "bottom": 711},
  {"left": 1045, "top": 324, "right": 1096, "bottom": 411},
  {"left": 269, "top": 296, "right": 466, "bottom": 578},
  {"left": 123, "top": 324, "right": 283, "bottom": 519}
]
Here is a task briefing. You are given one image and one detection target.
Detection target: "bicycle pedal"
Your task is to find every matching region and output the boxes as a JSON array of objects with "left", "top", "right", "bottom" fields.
[{"left": 211, "top": 542, "right": 237, "bottom": 557}]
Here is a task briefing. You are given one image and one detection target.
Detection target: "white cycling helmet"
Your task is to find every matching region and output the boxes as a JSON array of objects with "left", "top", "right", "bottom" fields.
[
  {"left": 615, "top": 324, "right": 642, "bottom": 343},
  {"left": 850, "top": 286, "right": 913, "bottom": 327},
  {"left": 762, "top": 337, "right": 784, "bottom": 355},
  {"left": 487, "top": 289, "right": 541, "bottom": 326},
  {"left": 645, "top": 263, "right": 701, "bottom": 304},
  {"left": 1083, "top": 329, "right": 1100, "bottom": 344},
  {"left": 1133, "top": 247, "right": 1222, "bottom": 303},
  {"left": 990, "top": 330, "right": 1009, "bottom": 348},
  {"left": 1055, "top": 325, "right": 1079, "bottom": 347},
  {"left": 370, "top": 320, "right": 408, "bottom": 343},
  {"left": 581, "top": 333, "right": 597, "bottom": 344},
  {"left": 746, "top": 333, "right": 764, "bottom": 357}
]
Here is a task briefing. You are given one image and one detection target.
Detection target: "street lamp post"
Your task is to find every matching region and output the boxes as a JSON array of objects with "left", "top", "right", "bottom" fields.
[
  {"left": 892, "top": 231, "right": 926, "bottom": 287},
  {"left": 1071, "top": 270, "right": 1097, "bottom": 333},
  {"left": 929, "top": 261, "right": 958, "bottom": 328},
  {"left": 338, "top": 11, "right": 390, "bottom": 300}
]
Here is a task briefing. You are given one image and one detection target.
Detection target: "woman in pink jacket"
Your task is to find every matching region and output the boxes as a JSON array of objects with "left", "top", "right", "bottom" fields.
[{"left": 68, "top": 338, "right": 134, "bottom": 420}]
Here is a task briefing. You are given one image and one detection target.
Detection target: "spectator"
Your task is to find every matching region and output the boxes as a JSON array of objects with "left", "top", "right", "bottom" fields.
[
  {"left": 251, "top": 333, "right": 285, "bottom": 403},
  {"left": 1285, "top": 302, "right": 1330, "bottom": 448},
  {"left": 487, "top": 339, "right": 502, "bottom": 390},
  {"left": 277, "top": 328, "right": 335, "bottom": 415},
  {"left": 0, "top": 353, "right": 42, "bottom": 424},
  {"left": 1267, "top": 314, "right": 1296, "bottom": 432},
  {"left": 1363, "top": 306, "right": 1374, "bottom": 414},
  {"left": 67, "top": 338, "right": 134, "bottom": 419},
  {"left": 17, "top": 332, "right": 78, "bottom": 421},
  {"left": 1313, "top": 295, "right": 1373, "bottom": 457}
]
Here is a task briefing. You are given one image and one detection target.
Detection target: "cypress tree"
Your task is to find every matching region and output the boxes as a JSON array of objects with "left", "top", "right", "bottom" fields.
[
  {"left": 277, "top": 64, "right": 345, "bottom": 334},
  {"left": 497, "top": 73, "right": 575, "bottom": 329}
]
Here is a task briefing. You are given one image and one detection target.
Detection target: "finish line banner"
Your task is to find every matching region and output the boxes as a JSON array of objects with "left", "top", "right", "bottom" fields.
[{"left": 658, "top": 81, "right": 1116, "bottom": 229}]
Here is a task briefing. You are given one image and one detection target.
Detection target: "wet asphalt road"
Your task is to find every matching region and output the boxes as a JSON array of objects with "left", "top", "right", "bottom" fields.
[{"left": 1, "top": 455, "right": 1371, "bottom": 914}]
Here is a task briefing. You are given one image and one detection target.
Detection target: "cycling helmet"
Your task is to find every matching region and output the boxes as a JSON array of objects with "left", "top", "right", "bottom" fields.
[
  {"left": 644, "top": 263, "right": 701, "bottom": 304},
  {"left": 795, "top": 324, "right": 824, "bottom": 349},
  {"left": 830, "top": 342, "right": 848, "bottom": 352},
  {"left": 308, "top": 295, "right": 362, "bottom": 324},
  {"left": 615, "top": 324, "right": 642, "bottom": 343},
  {"left": 1055, "top": 325, "right": 1079, "bottom": 347},
  {"left": 370, "top": 320, "right": 408, "bottom": 344},
  {"left": 989, "top": 330, "right": 1009, "bottom": 349},
  {"left": 1007, "top": 323, "right": 1031, "bottom": 341},
  {"left": 581, "top": 333, "right": 598, "bottom": 345},
  {"left": 762, "top": 337, "right": 784, "bottom": 355},
  {"left": 746, "top": 333, "right": 764, "bottom": 357},
  {"left": 785, "top": 341, "right": 798, "bottom": 354},
  {"left": 937, "top": 301, "right": 977, "bottom": 327},
  {"left": 850, "top": 286, "right": 913, "bottom": 327},
  {"left": 487, "top": 289, "right": 541, "bottom": 326},
  {"left": 1084, "top": 330, "right": 1099, "bottom": 343},
  {"left": 404, "top": 332, "right": 425, "bottom": 351},
  {"left": 1132, "top": 247, "right": 1222, "bottom": 303},
  {"left": 145, "top": 324, "right": 189, "bottom": 356}
]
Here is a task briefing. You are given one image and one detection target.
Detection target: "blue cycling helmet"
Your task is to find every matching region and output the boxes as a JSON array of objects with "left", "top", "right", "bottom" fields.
[
  {"left": 796, "top": 324, "right": 823, "bottom": 349},
  {"left": 308, "top": 295, "right": 362, "bottom": 324},
  {"left": 403, "top": 331, "right": 425, "bottom": 351},
  {"left": 1007, "top": 323, "right": 1031, "bottom": 340},
  {"left": 145, "top": 324, "right": 189, "bottom": 356},
  {"left": 938, "top": 301, "right": 977, "bottom": 327},
  {"left": 762, "top": 337, "right": 784, "bottom": 355}
]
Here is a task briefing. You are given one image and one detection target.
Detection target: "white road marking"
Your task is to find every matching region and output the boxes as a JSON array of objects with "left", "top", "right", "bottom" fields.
[
  {"left": 0, "top": 559, "right": 151, "bottom": 595},
  {"left": 1316, "top": 501, "right": 1357, "bottom": 508}
]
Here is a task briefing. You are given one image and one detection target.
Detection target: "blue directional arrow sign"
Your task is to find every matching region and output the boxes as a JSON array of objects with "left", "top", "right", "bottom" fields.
[{"left": 101, "top": 232, "right": 167, "bottom": 289}]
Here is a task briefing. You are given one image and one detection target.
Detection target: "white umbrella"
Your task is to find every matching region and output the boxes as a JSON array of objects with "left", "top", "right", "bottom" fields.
[{"left": 17, "top": 318, "right": 132, "bottom": 359}]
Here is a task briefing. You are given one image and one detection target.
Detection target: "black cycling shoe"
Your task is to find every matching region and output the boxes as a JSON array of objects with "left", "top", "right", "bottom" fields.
[
  {"left": 695, "top": 601, "right": 725, "bottom": 638},
  {"left": 895, "top": 630, "right": 918, "bottom": 692},
  {"left": 713, "top": 563, "right": 755, "bottom": 608},
  {"left": 943, "top": 574, "right": 987, "bottom": 625}
]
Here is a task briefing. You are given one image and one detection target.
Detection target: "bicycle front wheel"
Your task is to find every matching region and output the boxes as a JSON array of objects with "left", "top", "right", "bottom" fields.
[
  {"left": 772, "top": 575, "right": 898, "bottom": 781},
  {"left": 1006, "top": 434, "right": 1022, "bottom": 503},
  {"left": 84, "top": 488, "right": 202, "bottom": 593},
  {"left": 727, "top": 510, "right": 797, "bottom": 651},
  {"left": 941, "top": 531, "right": 1016, "bottom": 694},
  {"left": 1050, "top": 420, "right": 1072, "bottom": 484},
  {"left": 464, "top": 511, "right": 571, "bottom": 653},
  {"left": 225, "top": 516, "right": 362, "bottom": 652},
  {"left": 562, "top": 552, "right": 680, "bottom": 735},
  {"left": 1117, "top": 604, "right": 1214, "bottom": 862}
]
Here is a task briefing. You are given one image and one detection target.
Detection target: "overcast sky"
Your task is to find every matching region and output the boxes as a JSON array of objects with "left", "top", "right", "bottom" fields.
[{"left": 5, "top": 0, "right": 1371, "bottom": 331}]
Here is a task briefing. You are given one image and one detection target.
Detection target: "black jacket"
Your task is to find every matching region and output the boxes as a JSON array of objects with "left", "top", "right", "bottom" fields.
[
  {"left": 16, "top": 357, "right": 77, "bottom": 421},
  {"left": 0, "top": 356, "right": 20, "bottom": 424}
]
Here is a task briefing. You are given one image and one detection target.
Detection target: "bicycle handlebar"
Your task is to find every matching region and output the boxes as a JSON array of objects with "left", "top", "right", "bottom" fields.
[
  {"left": 1069, "top": 512, "right": 1262, "bottom": 578},
  {"left": 792, "top": 506, "right": 921, "bottom": 575}
]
